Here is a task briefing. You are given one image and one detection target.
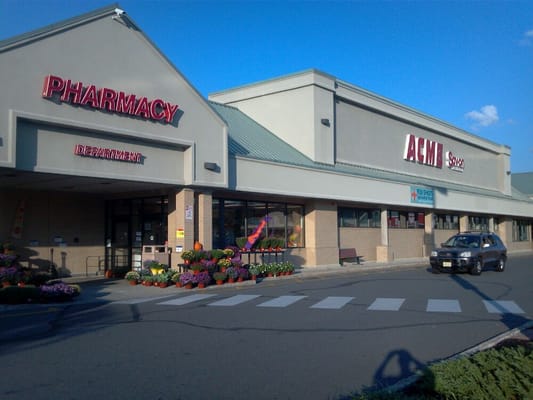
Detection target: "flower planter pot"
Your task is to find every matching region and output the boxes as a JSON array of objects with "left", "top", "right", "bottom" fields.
[
  {"left": 185, "top": 283, "right": 193, "bottom": 289},
  {"left": 216, "top": 280, "right": 224, "bottom": 285},
  {"left": 159, "top": 283, "right": 168, "bottom": 288},
  {"left": 251, "top": 275, "right": 257, "bottom": 281},
  {"left": 176, "top": 282, "right": 183, "bottom": 288},
  {"left": 237, "top": 277, "right": 244, "bottom": 282},
  {"left": 128, "top": 280, "right": 138, "bottom": 286},
  {"left": 198, "top": 282, "right": 206, "bottom": 289},
  {"left": 227, "top": 277, "right": 235, "bottom": 284}
]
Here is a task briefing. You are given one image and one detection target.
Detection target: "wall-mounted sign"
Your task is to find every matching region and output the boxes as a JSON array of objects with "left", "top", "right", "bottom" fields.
[
  {"left": 404, "top": 134, "right": 465, "bottom": 173},
  {"left": 410, "top": 186, "right": 434, "bottom": 205},
  {"left": 403, "top": 134, "right": 443, "bottom": 168},
  {"left": 74, "top": 144, "right": 142, "bottom": 163},
  {"left": 446, "top": 151, "right": 465, "bottom": 172},
  {"left": 42, "top": 75, "right": 180, "bottom": 124}
]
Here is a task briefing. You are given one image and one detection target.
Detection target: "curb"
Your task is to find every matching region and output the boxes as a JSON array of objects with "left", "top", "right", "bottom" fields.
[{"left": 383, "top": 319, "right": 533, "bottom": 394}]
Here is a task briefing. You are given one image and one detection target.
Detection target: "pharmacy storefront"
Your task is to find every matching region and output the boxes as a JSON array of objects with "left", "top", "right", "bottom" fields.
[
  {"left": 1, "top": 6, "right": 532, "bottom": 277},
  {"left": 0, "top": 6, "right": 228, "bottom": 276}
]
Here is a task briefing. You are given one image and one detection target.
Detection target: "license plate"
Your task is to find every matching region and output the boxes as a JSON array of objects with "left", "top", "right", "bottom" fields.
[{"left": 442, "top": 261, "right": 452, "bottom": 267}]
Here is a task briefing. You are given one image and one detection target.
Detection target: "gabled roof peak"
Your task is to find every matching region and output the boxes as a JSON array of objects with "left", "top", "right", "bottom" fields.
[{"left": 0, "top": 3, "right": 128, "bottom": 52}]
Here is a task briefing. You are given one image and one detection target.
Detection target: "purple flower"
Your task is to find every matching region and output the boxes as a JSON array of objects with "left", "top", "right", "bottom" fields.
[
  {"left": 40, "top": 281, "right": 77, "bottom": 300},
  {"left": 179, "top": 271, "right": 194, "bottom": 285}
]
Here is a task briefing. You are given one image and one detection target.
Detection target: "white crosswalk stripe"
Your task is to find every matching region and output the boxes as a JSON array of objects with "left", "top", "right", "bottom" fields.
[
  {"left": 482, "top": 300, "right": 525, "bottom": 314},
  {"left": 257, "top": 295, "right": 307, "bottom": 308},
  {"left": 208, "top": 294, "right": 261, "bottom": 307},
  {"left": 427, "top": 299, "right": 462, "bottom": 313},
  {"left": 310, "top": 296, "right": 354, "bottom": 309},
  {"left": 158, "top": 294, "right": 217, "bottom": 306},
  {"left": 367, "top": 297, "right": 405, "bottom": 311}
]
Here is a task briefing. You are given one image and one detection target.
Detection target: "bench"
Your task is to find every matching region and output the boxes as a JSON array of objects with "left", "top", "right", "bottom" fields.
[{"left": 339, "top": 248, "right": 363, "bottom": 265}]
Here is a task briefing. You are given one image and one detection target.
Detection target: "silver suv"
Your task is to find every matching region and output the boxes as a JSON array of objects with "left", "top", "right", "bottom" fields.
[{"left": 429, "top": 232, "right": 507, "bottom": 275}]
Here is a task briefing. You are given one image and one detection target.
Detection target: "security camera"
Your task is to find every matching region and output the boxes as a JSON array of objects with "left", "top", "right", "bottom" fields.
[{"left": 114, "top": 8, "right": 125, "bottom": 16}]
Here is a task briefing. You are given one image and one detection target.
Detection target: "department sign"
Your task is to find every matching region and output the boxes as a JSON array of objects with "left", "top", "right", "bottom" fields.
[{"left": 410, "top": 186, "right": 434, "bottom": 205}]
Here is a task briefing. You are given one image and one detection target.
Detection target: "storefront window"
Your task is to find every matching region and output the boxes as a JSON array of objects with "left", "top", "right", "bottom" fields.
[
  {"left": 433, "top": 214, "right": 459, "bottom": 230},
  {"left": 512, "top": 220, "right": 531, "bottom": 241},
  {"left": 212, "top": 199, "right": 304, "bottom": 249},
  {"left": 468, "top": 216, "right": 489, "bottom": 232},
  {"left": 287, "top": 205, "right": 304, "bottom": 247},
  {"left": 338, "top": 207, "right": 380, "bottom": 228},
  {"left": 388, "top": 210, "right": 425, "bottom": 229}
]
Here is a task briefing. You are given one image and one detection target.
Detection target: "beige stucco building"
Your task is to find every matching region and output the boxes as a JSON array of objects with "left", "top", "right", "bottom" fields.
[{"left": 1, "top": 5, "right": 531, "bottom": 276}]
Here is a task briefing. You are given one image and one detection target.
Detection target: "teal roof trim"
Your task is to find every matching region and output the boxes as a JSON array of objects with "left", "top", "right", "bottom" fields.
[
  {"left": 512, "top": 172, "right": 533, "bottom": 196},
  {"left": 209, "top": 102, "right": 313, "bottom": 166}
]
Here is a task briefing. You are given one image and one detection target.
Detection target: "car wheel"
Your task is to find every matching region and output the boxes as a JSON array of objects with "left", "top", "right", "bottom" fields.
[
  {"left": 470, "top": 259, "right": 483, "bottom": 275},
  {"left": 496, "top": 257, "right": 506, "bottom": 272}
]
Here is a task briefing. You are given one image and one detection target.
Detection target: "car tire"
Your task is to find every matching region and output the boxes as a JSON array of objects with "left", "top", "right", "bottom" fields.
[
  {"left": 470, "top": 259, "right": 483, "bottom": 275},
  {"left": 496, "top": 257, "right": 506, "bottom": 272}
]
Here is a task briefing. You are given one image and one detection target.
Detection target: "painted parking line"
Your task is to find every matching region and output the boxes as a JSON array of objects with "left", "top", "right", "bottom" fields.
[
  {"left": 310, "top": 296, "right": 354, "bottom": 309},
  {"left": 427, "top": 299, "right": 462, "bottom": 313},
  {"left": 158, "top": 294, "right": 217, "bottom": 306},
  {"left": 482, "top": 300, "right": 525, "bottom": 314},
  {"left": 367, "top": 298, "right": 405, "bottom": 311},
  {"left": 208, "top": 294, "right": 261, "bottom": 307},
  {"left": 257, "top": 295, "right": 307, "bottom": 308}
]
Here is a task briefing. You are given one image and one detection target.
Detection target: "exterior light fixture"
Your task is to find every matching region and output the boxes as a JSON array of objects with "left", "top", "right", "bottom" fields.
[
  {"left": 321, "top": 118, "right": 330, "bottom": 126},
  {"left": 204, "top": 162, "right": 218, "bottom": 171}
]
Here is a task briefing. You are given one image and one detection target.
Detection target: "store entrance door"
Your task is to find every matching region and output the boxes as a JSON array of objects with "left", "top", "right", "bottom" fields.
[{"left": 105, "top": 197, "right": 168, "bottom": 274}]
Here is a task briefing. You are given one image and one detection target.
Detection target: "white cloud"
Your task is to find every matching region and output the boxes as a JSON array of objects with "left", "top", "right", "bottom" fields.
[
  {"left": 465, "top": 105, "right": 499, "bottom": 128},
  {"left": 519, "top": 28, "right": 533, "bottom": 46}
]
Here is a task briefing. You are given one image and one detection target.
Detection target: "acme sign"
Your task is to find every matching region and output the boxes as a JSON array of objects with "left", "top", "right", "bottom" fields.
[
  {"left": 42, "top": 75, "right": 179, "bottom": 124},
  {"left": 403, "top": 134, "right": 465, "bottom": 172}
]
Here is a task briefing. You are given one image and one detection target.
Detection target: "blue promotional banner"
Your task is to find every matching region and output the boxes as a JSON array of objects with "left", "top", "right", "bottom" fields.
[{"left": 410, "top": 187, "right": 434, "bottom": 205}]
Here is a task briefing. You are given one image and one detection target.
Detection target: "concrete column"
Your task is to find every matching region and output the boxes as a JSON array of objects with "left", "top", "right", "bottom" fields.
[
  {"left": 168, "top": 188, "right": 195, "bottom": 268},
  {"left": 460, "top": 214, "right": 469, "bottom": 232},
  {"left": 197, "top": 192, "right": 212, "bottom": 250},
  {"left": 376, "top": 208, "right": 391, "bottom": 262},
  {"left": 488, "top": 217, "right": 494, "bottom": 233},
  {"left": 303, "top": 199, "right": 338, "bottom": 266},
  {"left": 423, "top": 211, "right": 434, "bottom": 256}
]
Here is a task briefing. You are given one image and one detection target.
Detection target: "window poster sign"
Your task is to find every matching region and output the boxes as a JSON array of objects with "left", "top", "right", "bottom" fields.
[{"left": 410, "top": 186, "right": 434, "bottom": 205}]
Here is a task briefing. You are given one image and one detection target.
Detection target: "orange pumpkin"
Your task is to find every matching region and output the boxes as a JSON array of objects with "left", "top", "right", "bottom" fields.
[{"left": 194, "top": 241, "right": 203, "bottom": 251}]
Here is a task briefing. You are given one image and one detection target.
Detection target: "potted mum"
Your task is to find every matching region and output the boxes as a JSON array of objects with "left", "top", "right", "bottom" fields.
[
  {"left": 225, "top": 266, "right": 238, "bottom": 283},
  {"left": 212, "top": 271, "right": 227, "bottom": 285},
  {"left": 237, "top": 267, "right": 249, "bottom": 282},
  {"left": 248, "top": 264, "right": 260, "bottom": 280},
  {"left": 181, "top": 250, "right": 194, "bottom": 265},
  {"left": 217, "top": 258, "right": 232, "bottom": 272},
  {"left": 193, "top": 271, "right": 211, "bottom": 288},
  {"left": 171, "top": 272, "right": 182, "bottom": 287},
  {"left": 125, "top": 271, "right": 140, "bottom": 285},
  {"left": 179, "top": 271, "right": 194, "bottom": 288}
]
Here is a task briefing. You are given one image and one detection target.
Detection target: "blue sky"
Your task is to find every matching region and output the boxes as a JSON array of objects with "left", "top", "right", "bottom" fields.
[{"left": 1, "top": 0, "right": 532, "bottom": 173}]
